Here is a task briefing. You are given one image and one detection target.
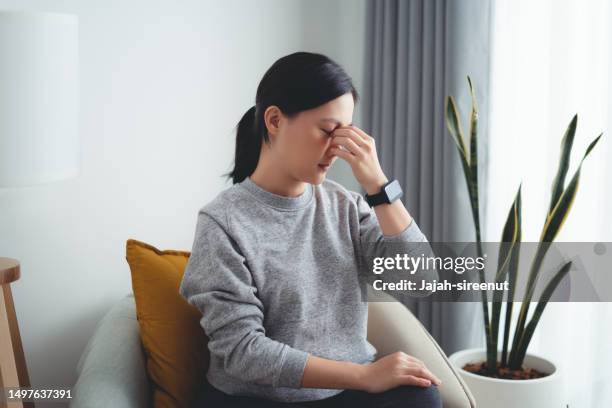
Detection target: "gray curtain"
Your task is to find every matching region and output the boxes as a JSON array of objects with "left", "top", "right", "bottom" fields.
[{"left": 362, "top": 0, "right": 492, "bottom": 355}]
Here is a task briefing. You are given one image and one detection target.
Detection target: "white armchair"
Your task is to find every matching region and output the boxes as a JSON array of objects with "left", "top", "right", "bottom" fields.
[{"left": 70, "top": 293, "right": 475, "bottom": 408}]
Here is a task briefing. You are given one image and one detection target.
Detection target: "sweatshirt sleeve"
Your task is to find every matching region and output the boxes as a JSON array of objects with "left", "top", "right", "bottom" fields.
[
  {"left": 178, "top": 211, "right": 309, "bottom": 388},
  {"left": 350, "top": 190, "right": 429, "bottom": 245},
  {"left": 349, "top": 191, "right": 439, "bottom": 295}
]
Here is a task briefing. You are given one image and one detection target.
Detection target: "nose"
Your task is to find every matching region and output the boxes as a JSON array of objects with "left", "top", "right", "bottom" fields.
[
  {"left": 322, "top": 136, "right": 338, "bottom": 161},
  {"left": 324, "top": 151, "right": 337, "bottom": 164},
  {"left": 326, "top": 136, "right": 337, "bottom": 152},
  {"left": 324, "top": 142, "right": 335, "bottom": 156}
]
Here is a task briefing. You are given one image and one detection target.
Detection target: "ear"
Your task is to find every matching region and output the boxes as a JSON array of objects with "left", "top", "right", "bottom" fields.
[{"left": 263, "top": 105, "right": 283, "bottom": 140}]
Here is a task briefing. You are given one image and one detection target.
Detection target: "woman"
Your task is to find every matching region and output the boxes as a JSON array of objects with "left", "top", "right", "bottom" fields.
[{"left": 179, "top": 51, "right": 442, "bottom": 408}]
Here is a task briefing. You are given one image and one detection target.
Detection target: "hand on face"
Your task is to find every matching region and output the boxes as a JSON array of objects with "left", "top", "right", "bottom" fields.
[{"left": 329, "top": 125, "right": 389, "bottom": 194}]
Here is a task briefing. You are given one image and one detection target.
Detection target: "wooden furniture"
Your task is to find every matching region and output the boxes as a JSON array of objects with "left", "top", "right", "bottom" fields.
[{"left": 0, "top": 258, "right": 32, "bottom": 408}]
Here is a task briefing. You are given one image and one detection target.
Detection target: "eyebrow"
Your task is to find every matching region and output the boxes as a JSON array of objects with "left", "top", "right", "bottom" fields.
[{"left": 319, "top": 118, "right": 353, "bottom": 126}]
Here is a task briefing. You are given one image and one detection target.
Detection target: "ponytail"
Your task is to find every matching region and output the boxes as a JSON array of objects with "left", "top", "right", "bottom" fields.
[{"left": 227, "top": 105, "right": 267, "bottom": 184}]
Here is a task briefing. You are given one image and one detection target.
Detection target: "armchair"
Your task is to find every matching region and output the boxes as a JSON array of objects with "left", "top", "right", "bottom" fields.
[{"left": 70, "top": 293, "right": 475, "bottom": 408}]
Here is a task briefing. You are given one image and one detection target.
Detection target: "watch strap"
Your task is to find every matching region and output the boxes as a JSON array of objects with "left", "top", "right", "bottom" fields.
[
  {"left": 364, "top": 179, "right": 398, "bottom": 207},
  {"left": 364, "top": 190, "right": 389, "bottom": 207}
]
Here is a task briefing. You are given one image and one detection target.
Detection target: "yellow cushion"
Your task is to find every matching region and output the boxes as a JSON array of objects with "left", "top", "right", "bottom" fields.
[{"left": 125, "top": 239, "right": 209, "bottom": 408}]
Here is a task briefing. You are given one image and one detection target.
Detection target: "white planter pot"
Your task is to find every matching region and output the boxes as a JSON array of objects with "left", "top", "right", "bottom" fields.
[{"left": 449, "top": 348, "right": 565, "bottom": 408}]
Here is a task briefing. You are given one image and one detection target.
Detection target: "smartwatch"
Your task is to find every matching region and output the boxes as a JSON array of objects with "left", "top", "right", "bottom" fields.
[{"left": 364, "top": 179, "right": 403, "bottom": 207}]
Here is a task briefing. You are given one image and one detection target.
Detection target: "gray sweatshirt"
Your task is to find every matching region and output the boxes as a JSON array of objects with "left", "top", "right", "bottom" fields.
[{"left": 178, "top": 176, "right": 430, "bottom": 402}]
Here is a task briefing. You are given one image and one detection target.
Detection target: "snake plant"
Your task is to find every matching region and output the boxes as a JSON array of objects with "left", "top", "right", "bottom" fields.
[{"left": 444, "top": 76, "right": 602, "bottom": 374}]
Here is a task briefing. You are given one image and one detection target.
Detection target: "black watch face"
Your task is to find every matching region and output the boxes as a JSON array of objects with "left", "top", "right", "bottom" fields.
[{"left": 384, "top": 180, "right": 403, "bottom": 201}]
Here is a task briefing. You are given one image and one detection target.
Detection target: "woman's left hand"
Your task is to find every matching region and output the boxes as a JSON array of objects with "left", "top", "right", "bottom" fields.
[{"left": 330, "top": 125, "right": 389, "bottom": 194}]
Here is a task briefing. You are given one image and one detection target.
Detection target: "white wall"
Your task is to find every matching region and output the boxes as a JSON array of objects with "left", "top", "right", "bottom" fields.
[{"left": 0, "top": 0, "right": 366, "bottom": 397}]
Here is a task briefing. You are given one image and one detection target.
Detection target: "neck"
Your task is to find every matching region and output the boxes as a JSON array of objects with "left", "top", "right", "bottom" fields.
[{"left": 250, "top": 159, "right": 306, "bottom": 198}]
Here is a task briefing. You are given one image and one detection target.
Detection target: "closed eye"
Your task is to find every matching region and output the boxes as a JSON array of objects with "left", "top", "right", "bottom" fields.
[{"left": 320, "top": 129, "right": 333, "bottom": 136}]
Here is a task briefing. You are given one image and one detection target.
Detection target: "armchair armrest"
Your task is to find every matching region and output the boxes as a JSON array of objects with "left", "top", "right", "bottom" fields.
[
  {"left": 70, "top": 294, "right": 151, "bottom": 408},
  {"left": 367, "top": 290, "right": 476, "bottom": 408}
]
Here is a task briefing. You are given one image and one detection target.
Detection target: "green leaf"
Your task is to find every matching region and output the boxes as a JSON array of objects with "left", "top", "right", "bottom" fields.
[
  {"left": 498, "top": 184, "right": 522, "bottom": 266},
  {"left": 548, "top": 115, "right": 577, "bottom": 215},
  {"left": 502, "top": 186, "right": 522, "bottom": 366},
  {"left": 502, "top": 244, "right": 521, "bottom": 366},
  {"left": 491, "top": 186, "right": 522, "bottom": 367},
  {"left": 467, "top": 76, "right": 482, "bottom": 243},
  {"left": 494, "top": 193, "right": 521, "bottom": 281},
  {"left": 541, "top": 133, "right": 602, "bottom": 242},
  {"left": 510, "top": 261, "right": 573, "bottom": 369},
  {"left": 445, "top": 96, "right": 473, "bottom": 209},
  {"left": 445, "top": 96, "right": 469, "bottom": 160},
  {"left": 467, "top": 77, "right": 479, "bottom": 173}
]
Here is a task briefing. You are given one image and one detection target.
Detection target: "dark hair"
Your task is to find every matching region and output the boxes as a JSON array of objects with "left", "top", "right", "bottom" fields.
[{"left": 225, "top": 51, "right": 359, "bottom": 184}]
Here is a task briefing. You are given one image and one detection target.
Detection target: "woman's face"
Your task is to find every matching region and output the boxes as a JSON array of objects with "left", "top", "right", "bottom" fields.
[{"left": 265, "top": 92, "right": 355, "bottom": 185}]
